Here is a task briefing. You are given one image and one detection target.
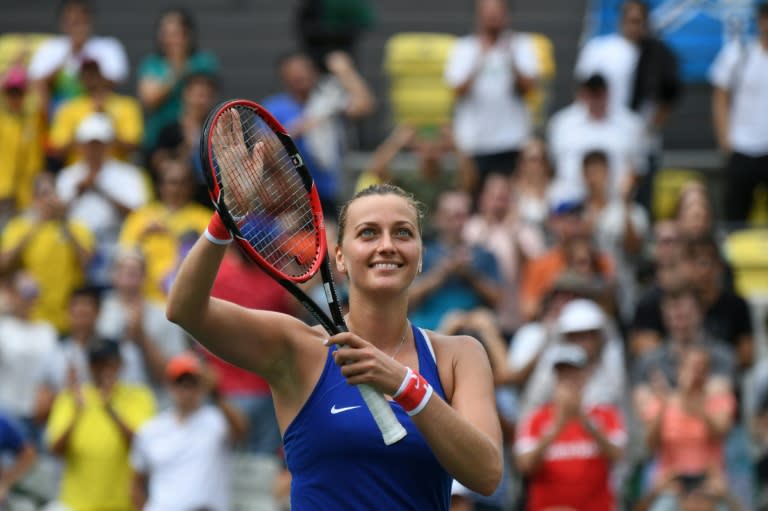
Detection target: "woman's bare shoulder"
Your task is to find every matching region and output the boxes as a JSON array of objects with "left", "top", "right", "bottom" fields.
[
  {"left": 423, "top": 329, "right": 486, "bottom": 359},
  {"left": 419, "top": 329, "right": 490, "bottom": 402}
]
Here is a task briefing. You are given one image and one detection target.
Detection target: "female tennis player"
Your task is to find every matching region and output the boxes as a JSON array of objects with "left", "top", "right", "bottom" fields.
[{"left": 166, "top": 184, "right": 502, "bottom": 509}]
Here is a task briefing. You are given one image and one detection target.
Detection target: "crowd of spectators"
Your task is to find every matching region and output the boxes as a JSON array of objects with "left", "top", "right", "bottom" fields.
[{"left": 0, "top": 0, "right": 767, "bottom": 510}]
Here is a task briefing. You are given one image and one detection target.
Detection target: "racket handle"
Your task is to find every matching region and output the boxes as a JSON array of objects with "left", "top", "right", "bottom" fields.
[{"left": 356, "top": 383, "right": 408, "bottom": 445}]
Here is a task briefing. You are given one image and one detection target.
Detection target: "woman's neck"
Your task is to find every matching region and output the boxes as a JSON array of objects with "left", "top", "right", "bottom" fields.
[{"left": 345, "top": 291, "right": 410, "bottom": 352}]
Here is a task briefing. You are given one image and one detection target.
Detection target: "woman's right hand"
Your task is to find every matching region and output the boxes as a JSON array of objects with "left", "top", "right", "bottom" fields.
[{"left": 325, "top": 331, "right": 409, "bottom": 396}]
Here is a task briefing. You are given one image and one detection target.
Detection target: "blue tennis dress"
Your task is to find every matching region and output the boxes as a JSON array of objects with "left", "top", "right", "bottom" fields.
[{"left": 283, "top": 324, "right": 451, "bottom": 510}]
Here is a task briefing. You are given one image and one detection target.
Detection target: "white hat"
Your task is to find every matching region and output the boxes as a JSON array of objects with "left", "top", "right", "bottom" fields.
[
  {"left": 75, "top": 113, "right": 114, "bottom": 143},
  {"left": 557, "top": 298, "right": 604, "bottom": 334},
  {"left": 551, "top": 344, "right": 589, "bottom": 369}
]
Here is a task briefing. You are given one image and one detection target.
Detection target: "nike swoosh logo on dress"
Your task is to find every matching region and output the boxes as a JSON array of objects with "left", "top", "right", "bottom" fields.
[{"left": 330, "top": 405, "right": 362, "bottom": 414}]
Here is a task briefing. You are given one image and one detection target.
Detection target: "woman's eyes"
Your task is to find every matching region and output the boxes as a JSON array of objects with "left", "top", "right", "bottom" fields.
[{"left": 357, "top": 227, "right": 413, "bottom": 238}]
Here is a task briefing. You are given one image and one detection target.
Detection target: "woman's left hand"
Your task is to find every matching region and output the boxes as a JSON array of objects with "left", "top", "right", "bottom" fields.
[{"left": 325, "top": 332, "right": 409, "bottom": 396}]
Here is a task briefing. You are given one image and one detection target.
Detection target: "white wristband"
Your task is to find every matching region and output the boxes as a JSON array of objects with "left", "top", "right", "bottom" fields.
[{"left": 204, "top": 228, "right": 233, "bottom": 245}]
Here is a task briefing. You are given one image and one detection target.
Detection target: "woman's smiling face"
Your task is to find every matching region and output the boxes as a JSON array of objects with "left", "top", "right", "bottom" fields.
[{"left": 336, "top": 193, "right": 422, "bottom": 295}]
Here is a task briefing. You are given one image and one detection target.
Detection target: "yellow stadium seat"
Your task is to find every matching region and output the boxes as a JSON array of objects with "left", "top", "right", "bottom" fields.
[
  {"left": 0, "top": 33, "right": 53, "bottom": 73},
  {"left": 383, "top": 32, "right": 457, "bottom": 130},
  {"left": 724, "top": 228, "right": 768, "bottom": 298},
  {"left": 383, "top": 31, "right": 556, "bottom": 132},
  {"left": 750, "top": 185, "right": 768, "bottom": 225},
  {"left": 0, "top": 33, "right": 53, "bottom": 114},
  {"left": 652, "top": 168, "right": 702, "bottom": 220}
]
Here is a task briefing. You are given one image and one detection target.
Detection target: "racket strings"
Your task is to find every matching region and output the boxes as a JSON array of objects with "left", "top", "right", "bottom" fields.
[{"left": 211, "top": 106, "right": 320, "bottom": 278}]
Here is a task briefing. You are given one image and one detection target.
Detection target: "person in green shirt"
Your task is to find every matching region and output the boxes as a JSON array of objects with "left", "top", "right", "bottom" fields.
[{"left": 137, "top": 8, "right": 218, "bottom": 152}]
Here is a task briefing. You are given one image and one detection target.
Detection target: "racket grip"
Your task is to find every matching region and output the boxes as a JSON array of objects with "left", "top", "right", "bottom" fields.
[{"left": 356, "top": 383, "right": 408, "bottom": 445}]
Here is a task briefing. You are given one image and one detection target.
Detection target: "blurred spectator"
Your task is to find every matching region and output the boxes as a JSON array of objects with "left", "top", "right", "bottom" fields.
[
  {"left": 48, "top": 52, "right": 143, "bottom": 167},
  {"left": 518, "top": 298, "right": 626, "bottom": 418},
  {"left": 575, "top": 0, "right": 681, "bottom": 211},
  {"left": 262, "top": 50, "right": 375, "bottom": 218},
  {"left": 515, "top": 344, "right": 626, "bottom": 511},
  {"left": 631, "top": 235, "right": 753, "bottom": 369},
  {"left": 45, "top": 338, "right": 155, "bottom": 511},
  {"left": 495, "top": 276, "right": 591, "bottom": 393},
  {"left": 560, "top": 236, "right": 617, "bottom": 316},
  {"left": 710, "top": 2, "right": 768, "bottom": 225},
  {"left": 512, "top": 138, "right": 553, "bottom": 234},
  {"left": 0, "top": 172, "right": 94, "bottom": 332},
  {"left": 96, "top": 248, "right": 188, "bottom": 399},
  {"left": 355, "top": 125, "right": 470, "bottom": 231},
  {"left": 0, "top": 65, "right": 45, "bottom": 223},
  {"left": 0, "top": 271, "right": 57, "bottom": 442},
  {"left": 131, "top": 353, "right": 247, "bottom": 511},
  {"left": 671, "top": 182, "right": 737, "bottom": 290},
  {"left": 34, "top": 286, "right": 102, "bottom": 422},
  {"left": 56, "top": 113, "right": 149, "bottom": 286},
  {"left": 547, "top": 73, "right": 646, "bottom": 200},
  {"left": 408, "top": 189, "right": 502, "bottom": 331},
  {"left": 519, "top": 193, "right": 613, "bottom": 321},
  {"left": 635, "top": 345, "right": 735, "bottom": 510},
  {"left": 632, "top": 284, "right": 736, "bottom": 391},
  {"left": 119, "top": 159, "right": 210, "bottom": 303},
  {"left": 0, "top": 410, "right": 37, "bottom": 508},
  {"left": 201, "top": 244, "right": 297, "bottom": 456},
  {"left": 463, "top": 173, "right": 545, "bottom": 336},
  {"left": 582, "top": 149, "right": 649, "bottom": 322},
  {"left": 650, "top": 220, "right": 687, "bottom": 288},
  {"left": 673, "top": 181, "right": 718, "bottom": 241},
  {"left": 444, "top": 0, "right": 539, "bottom": 193},
  {"left": 27, "top": 0, "right": 129, "bottom": 115},
  {"left": 576, "top": 0, "right": 681, "bottom": 125},
  {"left": 137, "top": 7, "right": 218, "bottom": 152},
  {"left": 295, "top": 0, "right": 374, "bottom": 69},
  {"left": 630, "top": 220, "right": 689, "bottom": 355},
  {"left": 149, "top": 72, "right": 218, "bottom": 203}
]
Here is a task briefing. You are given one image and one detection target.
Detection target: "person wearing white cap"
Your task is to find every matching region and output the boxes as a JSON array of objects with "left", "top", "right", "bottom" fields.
[
  {"left": 55, "top": 113, "right": 149, "bottom": 286},
  {"left": 515, "top": 342, "right": 626, "bottom": 511},
  {"left": 517, "top": 298, "right": 626, "bottom": 419},
  {"left": 48, "top": 46, "right": 142, "bottom": 166}
]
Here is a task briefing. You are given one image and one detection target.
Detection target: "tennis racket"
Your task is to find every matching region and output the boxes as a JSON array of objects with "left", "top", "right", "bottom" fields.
[{"left": 200, "top": 98, "right": 407, "bottom": 446}]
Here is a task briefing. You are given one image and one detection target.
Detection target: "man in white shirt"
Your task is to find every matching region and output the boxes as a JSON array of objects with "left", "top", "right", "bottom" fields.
[
  {"left": 0, "top": 272, "right": 57, "bottom": 442},
  {"left": 575, "top": 0, "right": 681, "bottom": 212},
  {"left": 56, "top": 113, "right": 148, "bottom": 285},
  {"left": 131, "top": 353, "right": 247, "bottom": 511},
  {"left": 28, "top": 0, "right": 128, "bottom": 110},
  {"left": 710, "top": 2, "right": 768, "bottom": 225},
  {"left": 444, "top": 0, "right": 539, "bottom": 194},
  {"left": 547, "top": 73, "right": 646, "bottom": 201}
]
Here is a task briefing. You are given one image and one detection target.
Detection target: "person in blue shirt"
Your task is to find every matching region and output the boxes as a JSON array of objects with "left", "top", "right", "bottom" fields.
[
  {"left": 409, "top": 189, "right": 502, "bottom": 331},
  {"left": 167, "top": 181, "right": 503, "bottom": 510},
  {"left": 0, "top": 411, "right": 37, "bottom": 505},
  {"left": 262, "top": 50, "right": 375, "bottom": 219}
]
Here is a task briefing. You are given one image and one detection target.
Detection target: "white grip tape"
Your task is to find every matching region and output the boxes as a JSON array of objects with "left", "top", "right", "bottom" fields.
[{"left": 357, "top": 383, "right": 407, "bottom": 445}]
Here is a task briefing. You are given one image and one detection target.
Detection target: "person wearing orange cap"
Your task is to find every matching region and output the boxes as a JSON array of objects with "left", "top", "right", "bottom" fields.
[{"left": 130, "top": 352, "right": 246, "bottom": 511}]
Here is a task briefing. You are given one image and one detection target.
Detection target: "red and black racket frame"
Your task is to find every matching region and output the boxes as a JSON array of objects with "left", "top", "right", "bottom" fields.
[{"left": 200, "top": 99, "right": 347, "bottom": 336}]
